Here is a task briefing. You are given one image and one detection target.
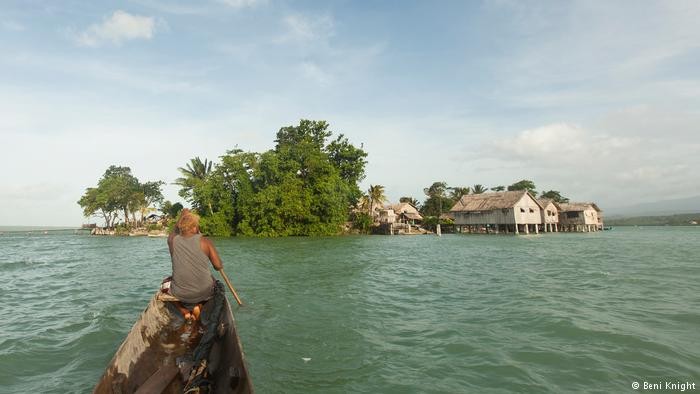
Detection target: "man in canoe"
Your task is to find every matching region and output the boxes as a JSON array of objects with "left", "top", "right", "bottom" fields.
[{"left": 166, "top": 209, "right": 224, "bottom": 321}]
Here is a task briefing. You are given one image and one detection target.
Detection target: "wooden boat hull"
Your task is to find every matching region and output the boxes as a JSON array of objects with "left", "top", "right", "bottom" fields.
[{"left": 93, "top": 291, "right": 253, "bottom": 393}]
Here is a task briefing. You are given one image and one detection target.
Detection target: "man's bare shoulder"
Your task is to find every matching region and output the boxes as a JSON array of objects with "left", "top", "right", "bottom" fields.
[{"left": 199, "top": 235, "right": 215, "bottom": 249}]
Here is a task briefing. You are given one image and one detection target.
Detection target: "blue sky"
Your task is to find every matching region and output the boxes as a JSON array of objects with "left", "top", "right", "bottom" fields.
[{"left": 2, "top": 0, "right": 700, "bottom": 225}]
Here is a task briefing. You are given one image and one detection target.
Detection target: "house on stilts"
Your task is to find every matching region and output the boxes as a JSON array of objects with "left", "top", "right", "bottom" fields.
[
  {"left": 449, "top": 190, "right": 543, "bottom": 234},
  {"left": 378, "top": 202, "right": 424, "bottom": 234},
  {"left": 537, "top": 198, "right": 560, "bottom": 233},
  {"left": 558, "top": 203, "right": 603, "bottom": 232}
]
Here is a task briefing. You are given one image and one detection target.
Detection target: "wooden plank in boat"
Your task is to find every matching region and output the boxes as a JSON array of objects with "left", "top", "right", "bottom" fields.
[{"left": 134, "top": 364, "right": 179, "bottom": 394}]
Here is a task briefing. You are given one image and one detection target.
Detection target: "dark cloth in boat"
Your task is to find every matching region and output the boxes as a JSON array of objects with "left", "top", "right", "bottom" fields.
[{"left": 170, "top": 234, "right": 215, "bottom": 303}]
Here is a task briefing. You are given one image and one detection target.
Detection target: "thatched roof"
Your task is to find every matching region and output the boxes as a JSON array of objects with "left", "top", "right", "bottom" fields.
[
  {"left": 558, "top": 202, "right": 602, "bottom": 212},
  {"left": 450, "top": 191, "right": 542, "bottom": 212},
  {"left": 387, "top": 202, "right": 423, "bottom": 220},
  {"left": 537, "top": 198, "right": 561, "bottom": 210}
]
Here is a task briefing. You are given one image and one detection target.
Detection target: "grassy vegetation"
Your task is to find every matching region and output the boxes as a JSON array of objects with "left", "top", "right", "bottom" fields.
[{"left": 606, "top": 213, "right": 700, "bottom": 226}]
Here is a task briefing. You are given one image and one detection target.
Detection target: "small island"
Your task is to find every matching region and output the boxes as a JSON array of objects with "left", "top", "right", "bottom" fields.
[{"left": 79, "top": 119, "right": 604, "bottom": 237}]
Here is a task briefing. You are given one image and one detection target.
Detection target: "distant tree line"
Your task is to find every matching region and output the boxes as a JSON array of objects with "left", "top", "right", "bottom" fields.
[
  {"left": 78, "top": 120, "right": 367, "bottom": 236},
  {"left": 78, "top": 121, "right": 574, "bottom": 236}
]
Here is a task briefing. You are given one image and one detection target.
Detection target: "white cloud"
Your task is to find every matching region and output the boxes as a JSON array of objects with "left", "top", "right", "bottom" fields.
[
  {"left": 489, "top": 123, "right": 636, "bottom": 162},
  {"left": 277, "top": 14, "right": 334, "bottom": 43},
  {"left": 476, "top": 117, "right": 700, "bottom": 208},
  {"left": 77, "top": 10, "right": 157, "bottom": 47},
  {"left": 484, "top": 2, "right": 700, "bottom": 110}
]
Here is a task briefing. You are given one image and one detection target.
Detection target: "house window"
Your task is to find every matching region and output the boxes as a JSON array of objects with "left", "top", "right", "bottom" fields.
[
  {"left": 529, "top": 208, "right": 534, "bottom": 213},
  {"left": 566, "top": 211, "right": 579, "bottom": 219},
  {"left": 520, "top": 208, "right": 525, "bottom": 213}
]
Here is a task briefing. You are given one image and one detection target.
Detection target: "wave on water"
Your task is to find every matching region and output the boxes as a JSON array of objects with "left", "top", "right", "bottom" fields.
[{"left": 1, "top": 229, "right": 699, "bottom": 393}]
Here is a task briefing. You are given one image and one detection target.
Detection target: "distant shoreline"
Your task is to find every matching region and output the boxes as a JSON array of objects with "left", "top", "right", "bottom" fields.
[
  {"left": 605, "top": 212, "right": 700, "bottom": 227},
  {"left": 0, "top": 226, "right": 79, "bottom": 232}
]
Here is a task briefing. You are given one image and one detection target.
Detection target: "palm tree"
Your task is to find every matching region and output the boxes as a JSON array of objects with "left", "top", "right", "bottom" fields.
[
  {"left": 490, "top": 185, "right": 506, "bottom": 192},
  {"left": 472, "top": 184, "right": 487, "bottom": 194},
  {"left": 422, "top": 181, "right": 449, "bottom": 217},
  {"left": 367, "top": 184, "right": 387, "bottom": 217},
  {"left": 175, "top": 157, "right": 213, "bottom": 213},
  {"left": 449, "top": 186, "right": 470, "bottom": 200},
  {"left": 175, "top": 157, "right": 212, "bottom": 193}
]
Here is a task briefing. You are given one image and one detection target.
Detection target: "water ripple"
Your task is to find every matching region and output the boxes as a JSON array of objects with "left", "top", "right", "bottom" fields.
[{"left": 1, "top": 229, "right": 699, "bottom": 393}]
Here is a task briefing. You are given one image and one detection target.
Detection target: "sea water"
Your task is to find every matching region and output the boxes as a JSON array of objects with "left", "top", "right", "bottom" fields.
[{"left": 0, "top": 227, "right": 698, "bottom": 393}]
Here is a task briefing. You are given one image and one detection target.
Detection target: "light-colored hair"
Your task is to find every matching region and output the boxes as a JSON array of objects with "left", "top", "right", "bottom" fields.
[{"left": 177, "top": 209, "right": 200, "bottom": 233}]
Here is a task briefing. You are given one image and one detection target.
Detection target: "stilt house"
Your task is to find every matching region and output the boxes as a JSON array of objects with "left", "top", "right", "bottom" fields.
[
  {"left": 537, "top": 198, "right": 560, "bottom": 232},
  {"left": 558, "top": 203, "right": 603, "bottom": 232},
  {"left": 388, "top": 202, "right": 423, "bottom": 224},
  {"left": 449, "top": 191, "right": 543, "bottom": 234},
  {"left": 378, "top": 202, "right": 423, "bottom": 225}
]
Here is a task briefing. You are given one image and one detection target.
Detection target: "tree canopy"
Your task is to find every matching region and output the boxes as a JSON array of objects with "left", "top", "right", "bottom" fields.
[
  {"left": 78, "top": 166, "right": 164, "bottom": 227},
  {"left": 540, "top": 190, "right": 570, "bottom": 203},
  {"left": 178, "top": 120, "right": 367, "bottom": 236},
  {"left": 421, "top": 181, "right": 452, "bottom": 217},
  {"left": 507, "top": 179, "right": 537, "bottom": 195}
]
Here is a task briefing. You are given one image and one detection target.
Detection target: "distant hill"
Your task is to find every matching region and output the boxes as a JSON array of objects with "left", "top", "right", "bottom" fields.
[
  {"left": 605, "top": 213, "right": 700, "bottom": 226},
  {"left": 605, "top": 195, "right": 700, "bottom": 218}
]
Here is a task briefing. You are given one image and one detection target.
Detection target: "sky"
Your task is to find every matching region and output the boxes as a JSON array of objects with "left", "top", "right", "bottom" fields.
[{"left": 1, "top": 0, "right": 700, "bottom": 226}]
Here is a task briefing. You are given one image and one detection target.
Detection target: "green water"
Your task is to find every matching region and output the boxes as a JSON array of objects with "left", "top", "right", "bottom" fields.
[{"left": 0, "top": 228, "right": 698, "bottom": 393}]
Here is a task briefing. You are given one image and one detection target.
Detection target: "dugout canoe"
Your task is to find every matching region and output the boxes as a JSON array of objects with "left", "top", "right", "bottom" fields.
[{"left": 93, "top": 286, "right": 253, "bottom": 394}]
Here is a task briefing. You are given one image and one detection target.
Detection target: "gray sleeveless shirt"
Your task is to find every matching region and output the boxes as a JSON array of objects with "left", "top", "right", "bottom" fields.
[{"left": 170, "top": 234, "right": 214, "bottom": 303}]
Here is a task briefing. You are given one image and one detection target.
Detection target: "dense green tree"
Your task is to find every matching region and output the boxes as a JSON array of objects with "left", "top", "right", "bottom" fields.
[
  {"left": 78, "top": 166, "right": 164, "bottom": 227},
  {"left": 78, "top": 187, "right": 117, "bottom": 228},
  {"left": 352, "top": 212, "right": 373, "bottom": 234},
  {"left": 423, "top": 181, "right": 448, "bottom": 198},
  {"left": 490, "top": 185, "right": 506, "bottom": 192},
  {"left": 508, "top": 179, "right": 537, "bottom": 196},
  {"left": 187, "top": 119, "right": 367, "bottom": 236},
  {"left": 540, "top": 190, "right": 570, "bottom": 203},
  {"left": 421, "top": 181, "right": 453, "bottom": 217},
  {"left": 326, "top": 134, "right": 368, "bottom": 203},
  {"left": 98, "top": 166, "right": 140, "bottom": 226},
  {"left": 133, "top": 181, "right": 165, "bottom": 224}
]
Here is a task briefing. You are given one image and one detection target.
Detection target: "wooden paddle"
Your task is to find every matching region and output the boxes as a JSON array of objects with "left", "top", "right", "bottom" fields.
[{"left": 219, "top": 269, "right": 243, "bottom": 306}]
